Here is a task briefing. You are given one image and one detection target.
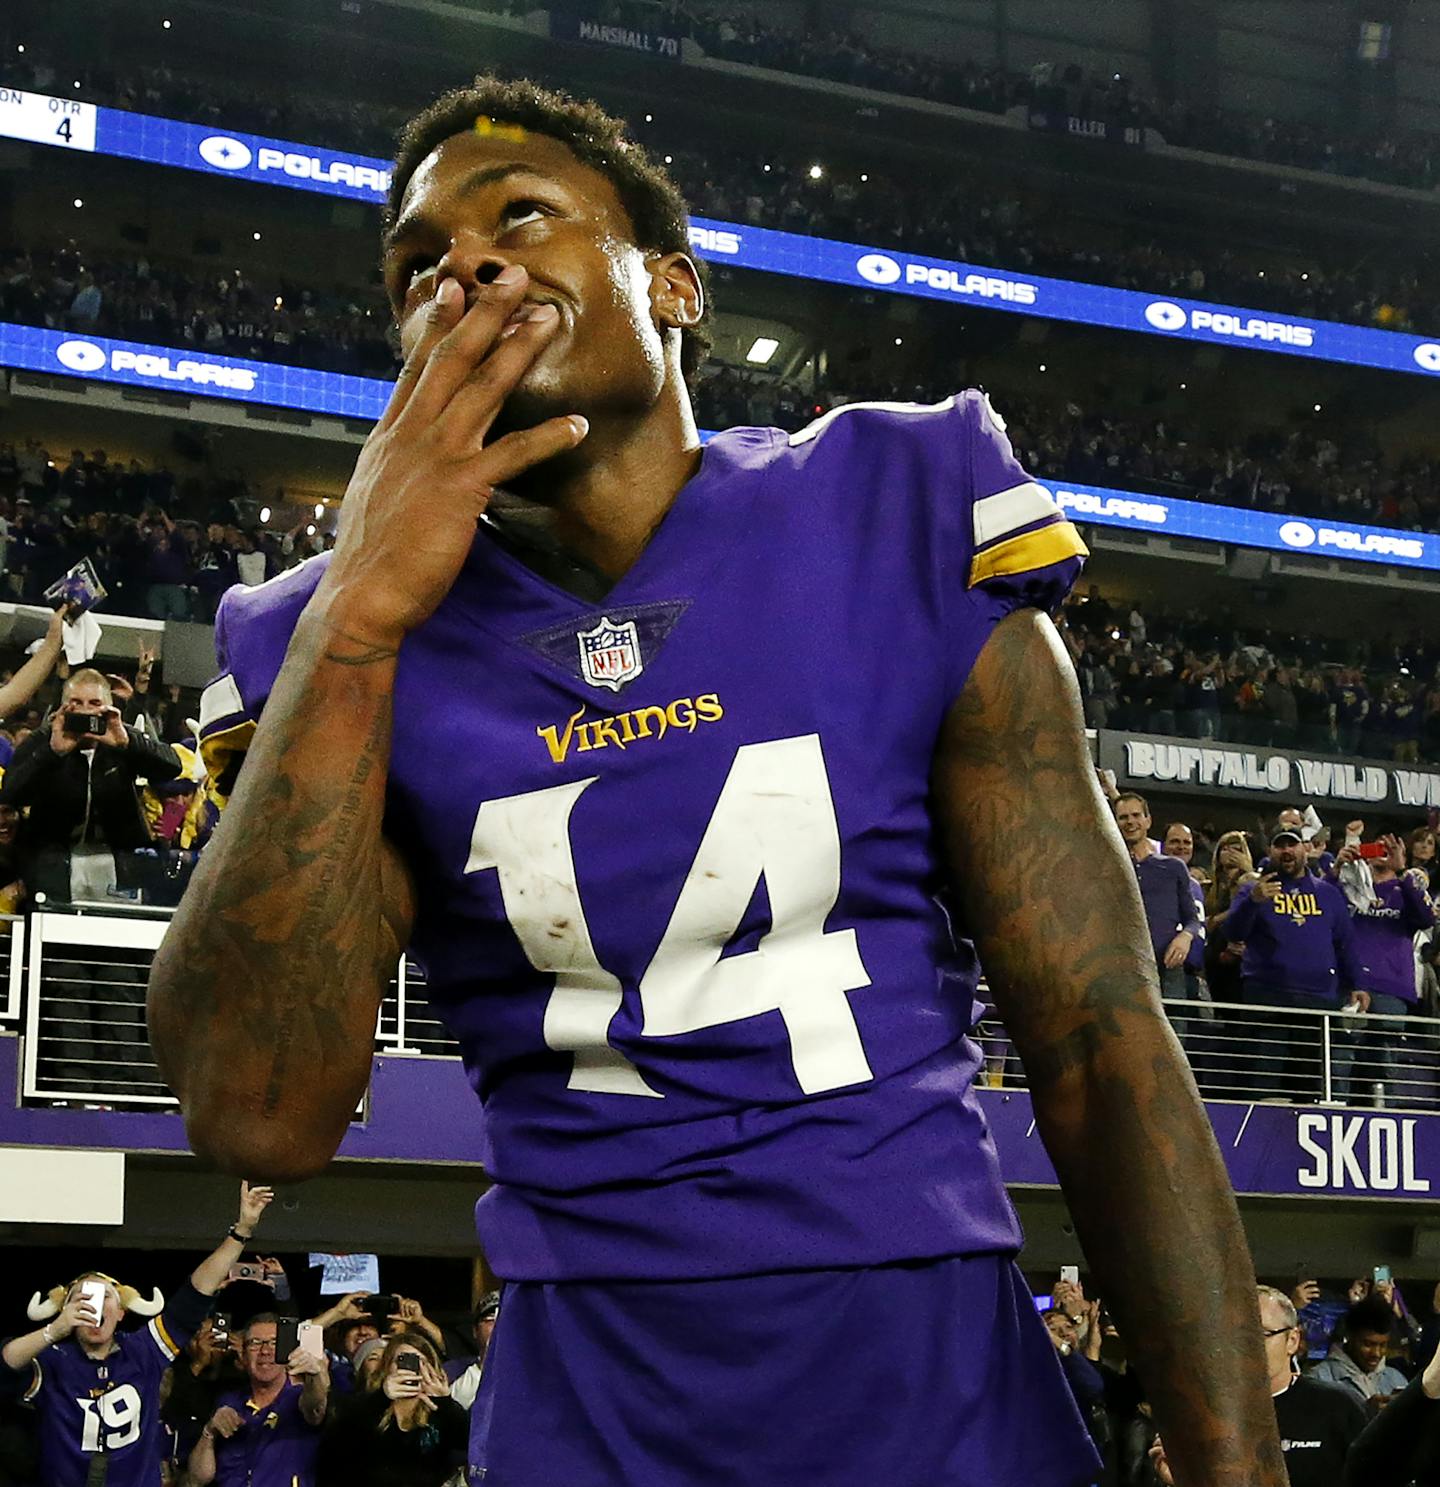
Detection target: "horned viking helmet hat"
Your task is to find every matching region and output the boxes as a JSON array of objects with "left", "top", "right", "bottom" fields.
[{"left": 27, "top": 1272, "right": 164, "bottom": 1322}]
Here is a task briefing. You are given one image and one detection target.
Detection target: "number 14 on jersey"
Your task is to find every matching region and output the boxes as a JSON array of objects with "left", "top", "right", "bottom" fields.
[{"left": 465, "top": 734, "right": 875, "bottom": 1098}]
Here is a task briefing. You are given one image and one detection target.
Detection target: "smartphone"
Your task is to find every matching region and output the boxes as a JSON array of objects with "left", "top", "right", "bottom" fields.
[
  {"left": 1060, "top": 1266, "right": 1080, "bottom": 1287},
  {"left": 364, "top": 1293, "right": 398, "bottom": 1321},
  {"left": 273, "top": 1317, "right": 300, "bottom": 1360},
  {"left": 62, "top": 712, "right": 107, "bottom": 737},
  {"left": 77, "top": 1279, "right": 106, "bottom": 1325},
  {"left": 1359, "top": 842, "right": 1389, "bottom": 861},
  {"left": 1374, "top": 1265, "right": 1392, "bottom": 1285},
  {"left": 396, "top": 1353, "right": 422, "bottom": 1375},
  {"left": 296, "top": 1321, "right": 323, "bottom": 1357},
  {"left": 212, "top": 1312, "right": 230, "bottom": 1344}
]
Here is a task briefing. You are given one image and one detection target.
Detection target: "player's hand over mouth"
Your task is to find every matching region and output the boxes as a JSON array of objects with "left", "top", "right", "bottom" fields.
[{"left": 314, "top": 265, "right": 586, "bottom": 650}]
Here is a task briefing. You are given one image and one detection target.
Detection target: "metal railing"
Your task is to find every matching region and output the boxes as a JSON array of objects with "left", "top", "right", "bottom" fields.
[
  {"left": 975, "top": 996, "right": 1440, "bottom": 1108},
  {"left": 11, "top": 908, "right": 1440, "bottom": 1113},
  {"left": 17, "top": 909, "right": 458, "bottom": 1107}
]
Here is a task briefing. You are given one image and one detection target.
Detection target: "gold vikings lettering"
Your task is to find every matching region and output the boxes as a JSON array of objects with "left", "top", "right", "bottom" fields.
[
  {"left": 538, "top": 694, "right": 724, "bottom": 764},
  {"left": 1273, "top": 892, "right": 1321, "bottom": 928}
]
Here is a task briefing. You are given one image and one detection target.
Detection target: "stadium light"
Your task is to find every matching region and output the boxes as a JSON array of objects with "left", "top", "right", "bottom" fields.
[
  {"left": 860, "top": 173, "right": 869, "bottom": 182},
  {"left": 644, "top": 113, "right": 653, "bottom": 122},
  {"left": 73, "top": 80, "right": 81, "bottom": 89},
  {"left": 745, "top": 337, "right": 779, "bottom": 365},
  {"left": 252, "top": 231, "right": 261, "bottom": 241},
  {"left": 15, "top": 45, "right": 24, "bottom": 54},
  {"left": 1313, "top": 403, "right": 1322, "bottom": 412},
  {"left": 663, "top": 155, "right": 672, "bottom": 164},
  {"left": 314, "top": 503, "right": 324, "bottom": 519},
  {"left": 72, "top": 199, "right": 82, "bottom": 209},
  {"left": 1038, "top": 363, "right": 1047, "bottom": 372},
  {"left": 306, "top": 524, "right": 317, "bottom": 536},
  {"left": 763, "top": 164, "right": 772, "bottom": 173},
  {"left": 808, "top": 164, "right": 823, "bottom": 180},
  {"left": 1180, "top": 382, "right": 1187, "bottom": 390},
  {"left": 259, "top": 505, "right": 272, "bottom": 523},
  {"left": 894, "top": 337, "right": 903, "bottom": 346},
  {"left": 162, "top": 17, "right": 172, "bottom": 27}
]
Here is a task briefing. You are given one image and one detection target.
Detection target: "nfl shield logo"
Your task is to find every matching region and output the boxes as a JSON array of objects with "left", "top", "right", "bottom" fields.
[{"left": 577, "top": 616, "right": 643, "bottom": 692}]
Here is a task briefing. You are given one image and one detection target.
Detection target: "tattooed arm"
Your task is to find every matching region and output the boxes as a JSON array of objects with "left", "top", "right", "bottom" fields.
[
  {"left": 147, "top": 263, "right": 585, "bottom": 1181},
  {"left": 932, "top": 609, "right": 1285, "bottom": 1487},
  {"left": 146, "top": 611, "right": 415, "bottom": 1180}
]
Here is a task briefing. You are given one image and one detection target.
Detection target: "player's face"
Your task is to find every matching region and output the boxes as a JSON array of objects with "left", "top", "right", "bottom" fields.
[{"left": 383, "top": 128, "right": 692, "bottom": 444}]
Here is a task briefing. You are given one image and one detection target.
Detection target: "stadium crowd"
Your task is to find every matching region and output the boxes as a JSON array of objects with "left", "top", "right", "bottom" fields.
[
  {"left": 3, "top": 1202, "right": 1440, "bottom": 1487},
  {"left": 4, "top": 243, "right": 1438, "bottom": 537},
  {"left": 2, "top": 46, "right": 1437, "bottom": 339},
  {"left": 8, "top": 0, "right": 1440, "bottom": 200}
]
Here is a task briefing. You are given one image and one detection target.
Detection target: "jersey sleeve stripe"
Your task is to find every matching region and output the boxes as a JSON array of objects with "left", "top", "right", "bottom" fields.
[
  {"left": 967, "top": 520, "right": 1088, "bottom": 587},
  {"left": 148, "top": 1315, "right": 181, "bottom": 1361},
  {"left": 198, "top": 673, "right": 248, "bottom": 737},
  {"left": 971, "top": 481, "right": 1061, "bottom": 548}
]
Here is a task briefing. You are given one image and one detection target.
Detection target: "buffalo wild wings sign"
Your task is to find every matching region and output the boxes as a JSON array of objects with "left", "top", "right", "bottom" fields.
[{"left": 1099, "top": 730, "right": 1440, "bottom": 807}]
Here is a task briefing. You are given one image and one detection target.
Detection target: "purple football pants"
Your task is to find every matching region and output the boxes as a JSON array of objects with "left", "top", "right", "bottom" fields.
[{"left": 469, "top": 1253, "right": 1101, "bottom": 1485}]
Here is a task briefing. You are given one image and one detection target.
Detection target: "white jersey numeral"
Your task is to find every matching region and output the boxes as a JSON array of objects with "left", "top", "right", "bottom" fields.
[
  {"left": 76, "top": 1384, "right": 143, "bottom": 1453},
  {"left": 466, "top": 735, "right": 872, "bottom": 1096}
]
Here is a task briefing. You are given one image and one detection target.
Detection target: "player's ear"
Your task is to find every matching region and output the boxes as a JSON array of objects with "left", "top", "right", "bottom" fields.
[{"left": 648, "top": 252, "right": 703, "bottom": 332}]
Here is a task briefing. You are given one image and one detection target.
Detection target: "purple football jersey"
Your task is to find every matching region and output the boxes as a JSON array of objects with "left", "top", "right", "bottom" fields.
[
  {"left": 208, "top": 1379, "right": 321, "bottom": 1487},
  {"left": 22, "top": 1316, "right": 188, "bottom": 1487},
  {"left": 201, "top": 392, "right": 1086, "bottom": 1281}
]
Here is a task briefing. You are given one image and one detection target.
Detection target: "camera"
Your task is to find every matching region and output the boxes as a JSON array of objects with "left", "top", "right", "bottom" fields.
[{"left": 62, "top": 712, "right": 107, "bottom": 737}]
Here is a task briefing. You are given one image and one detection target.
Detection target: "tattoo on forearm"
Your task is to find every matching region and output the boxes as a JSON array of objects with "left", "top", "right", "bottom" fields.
[
  {"left": 935, "top": 610, "right": 1286, "bottom": 1487},
  {"left": 148, "top": 615, "right": 405, "bottom": 1160}
]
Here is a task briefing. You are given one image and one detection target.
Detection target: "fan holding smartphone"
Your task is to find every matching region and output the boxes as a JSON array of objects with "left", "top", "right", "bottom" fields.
[
  {"left": 0, "top": 1182, "right": 275, "bottom": 1487},
  {"left": 1335, "top": 827, "right": 1437, "bottom": 1103},
  {"left": 189, "top": 1308, "right": 330, "bottom": 1486},
  {"left": 313, "top": 1333, "right": 469, "bottom": 1487}
]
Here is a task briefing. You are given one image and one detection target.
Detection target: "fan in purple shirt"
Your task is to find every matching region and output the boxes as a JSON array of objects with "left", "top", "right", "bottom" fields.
[
  {"left": 150, "top": 78, "right": 1287, "bottom": 1487},
  {"left": 0, "top": 1183, "right": 274, "bottom": 1487},
  {"left": 1332, "top": 832, "right": 1436, "bottom": 1104}
]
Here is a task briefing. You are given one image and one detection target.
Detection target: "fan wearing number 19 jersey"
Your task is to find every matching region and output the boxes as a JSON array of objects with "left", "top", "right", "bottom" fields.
[
  {"left": 201, "top": 378, "right": 1098, "bottom": 1484},
  {"left": 159, "top": 74, "right": 1286, "bottom": 1487}
]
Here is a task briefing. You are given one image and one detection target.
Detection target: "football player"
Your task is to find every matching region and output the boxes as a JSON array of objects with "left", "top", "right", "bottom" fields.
[{"left": 149, "top": 79, "right": 1284, "bottom": 1487}]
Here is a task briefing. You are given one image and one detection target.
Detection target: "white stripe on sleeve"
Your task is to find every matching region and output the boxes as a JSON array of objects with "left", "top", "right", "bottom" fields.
[{"left": 971, "top": 481, "right": 1061, "bottom": 548}]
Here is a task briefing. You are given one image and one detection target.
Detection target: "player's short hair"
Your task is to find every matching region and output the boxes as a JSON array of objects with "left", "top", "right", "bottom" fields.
[
  {"left": 62, "top": 668, "right": 112, "bottom": 706},
  {"left": 1114, "top": 791, "right": 1150, "bottom": 816},
  {"left": 1256, "top": 1285, "right": 1296, "bottom": 1329},
  {"left": 387, "top": 75, "right": 711, "bottom": 385},
  {"left": 1343, "top": 1293, "right": 1394, "bottom": 1338}
]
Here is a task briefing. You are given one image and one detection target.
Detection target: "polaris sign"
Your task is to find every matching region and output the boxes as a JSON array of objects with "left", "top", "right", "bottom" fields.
[
  {"left": 56, "top": 338, "right": 257, "bottom": 391},
  {"left": 854, "top": 252, "right": 1037, "bottom": 303},
  {"left": 0, "top": 323, "right": 389, "bottom": 422},
  {"left": 1039, "top": 478, "right": 1440, "bottom": 574},
  {"left": 4, "top": 87, "right": 1438, "bottom": 377},
  {"left": 5, "top": 316, "right": 1438, "bottom": 578},
  {"left": 1144, "top": 300, "right": 1315, "bottom": 347}
]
